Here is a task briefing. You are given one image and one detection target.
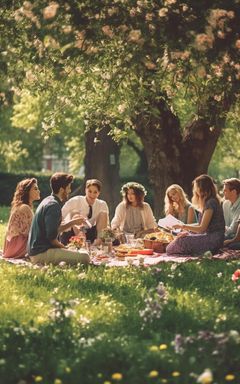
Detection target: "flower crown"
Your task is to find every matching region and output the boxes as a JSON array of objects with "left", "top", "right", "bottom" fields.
[{"left": 121, "top": 182, "right": 147, "bottom": 197}]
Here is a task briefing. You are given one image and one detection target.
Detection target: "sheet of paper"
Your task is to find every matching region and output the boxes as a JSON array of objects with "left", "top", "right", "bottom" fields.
[{"left": 158, "top": 214, "right": 183, "bottom": 228}]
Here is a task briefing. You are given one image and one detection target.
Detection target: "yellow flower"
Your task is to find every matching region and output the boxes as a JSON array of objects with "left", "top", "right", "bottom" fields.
[
  {"left": 149, "top": 345, "right": 159, "bottom": 352},
  {"left": 111, "top": 373, "right": 123, "bottom": 380},
  {"left": 65, "top": 367, "right": 71, "bottom": 373},
  {"left": 197, "top": 369, "right": 213, "bottom": 384},
  {"left": 54, "top": 379, "right": 62, "bottom": 384},
  {"left": 159, "top": 344, "right": 168, "bottom": 350},
  {"left": 149, "top": 370, "right": 159, "bottom": 378},
  {"left": 104, "top": 381, "right": 112, "bottom": 384},
  {"left": 172, "top": 371, "right": 180, "bottom": 377},
  {"left": 225, "top": 375, "right": 235, "bottom": 381},
  {"left": 161, "top": 380, "right": 168, "bottom": 383},
  {"left": 35, "top": 377, "right": 43, "bottom": 383}
]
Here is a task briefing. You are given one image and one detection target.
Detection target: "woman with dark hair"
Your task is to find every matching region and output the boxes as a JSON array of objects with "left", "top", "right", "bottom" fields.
[
  {"left": 111, "top": 182, "right": 157, "bottom": 236},
  {"left": 166, "top": 174, "right": 225, "bottom": 255},
  {"left": 3, "top": 178, "right": 40, "bottom": 258}
]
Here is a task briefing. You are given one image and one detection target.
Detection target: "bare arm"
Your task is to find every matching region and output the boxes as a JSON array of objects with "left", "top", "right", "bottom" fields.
[
  {"left": 187, "top": 206, "right": 196, "bottom": 224},
  {"left": 174, "top": 208, "right": 213, "bottom": 234},
  {"left": 59, "top": 216, "right": 86, "bottom": 233}
]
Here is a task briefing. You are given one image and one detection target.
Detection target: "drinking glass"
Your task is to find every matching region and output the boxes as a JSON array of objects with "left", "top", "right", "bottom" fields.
[{"left": 125, "top": 233, "right": 135, "bottom": 246}]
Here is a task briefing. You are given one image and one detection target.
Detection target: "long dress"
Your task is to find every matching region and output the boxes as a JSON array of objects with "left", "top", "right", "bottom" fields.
[
  {"left": 166, "top": 198, "right": 225, "bottom": 256},
  {"left": 3, "top": 204, "right": 33, "bottom": 259}
]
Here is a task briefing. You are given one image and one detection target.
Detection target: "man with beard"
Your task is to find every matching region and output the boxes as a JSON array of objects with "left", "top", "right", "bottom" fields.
[{"left": 27, "top": 172, "right": 90, "bottom": 265}]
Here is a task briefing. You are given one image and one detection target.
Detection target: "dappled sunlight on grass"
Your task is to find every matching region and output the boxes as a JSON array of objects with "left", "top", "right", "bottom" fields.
[{"left": 1, "top": 207, "right": 240, "bottom": 383}]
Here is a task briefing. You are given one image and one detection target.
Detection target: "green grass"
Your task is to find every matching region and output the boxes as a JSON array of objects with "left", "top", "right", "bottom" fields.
[
  {"left": 0, "top": 207, "right": 240, "bottom": 384},
  {"left": 0, "top": 206, "right": 9, "bottom": 248}
]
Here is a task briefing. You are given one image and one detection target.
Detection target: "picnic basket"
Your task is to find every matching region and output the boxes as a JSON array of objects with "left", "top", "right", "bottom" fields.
[
  {"left": 143, "top": 230, "right": 175, "bottom": 253},
  {"left": 143, "top": 239, "right": 168, "bottom": 253}
]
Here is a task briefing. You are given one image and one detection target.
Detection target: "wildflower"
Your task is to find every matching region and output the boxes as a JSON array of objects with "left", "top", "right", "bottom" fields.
[
  {"left": 225, "top": 375, "right": 235, "bottom": 381},
  {"left": 172, "top": 371, "right": 180, "bottom": 377},
  {"left": 197, "top": 369, "right": 213, "bottom": 384},
  {"left": 217, "top": 272, "right": 222, "bottom": 278},
  {"left": 149, "top": 345, "right": 158, "bottom": 352},
  {"left": 161, "top": 380, "right": 168, "bottom": 383},
  {"left": 149, "top": 370, "right": 159, "bottom": 378},
  {"left": 65, "top": 367, "right": 71, "bottom": 373},
  {"left": 159, "top": 344, "right": 167, "bottom": 350},
  {"left": 54, "top": 379, "right": 62, "bottom": 384},
  {"left": 229, "top": 330, "right": 240, "bottom": 343},
  {"left": 111, "top": 373, "right": 123, "bottom": 380},
  {"left": 232, "top": 269, "right": 240, "bottom": 281},
  {"left": 104, "top": 381, "right": 111, "bottom": 384},
  {"left": 34, "top": 377, "right": 43, "bottom": 383}
]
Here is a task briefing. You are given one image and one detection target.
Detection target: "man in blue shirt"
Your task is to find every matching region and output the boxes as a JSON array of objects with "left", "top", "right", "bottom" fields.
[{"left": 28, "top": 172, "right": 89, "bottom": 265}]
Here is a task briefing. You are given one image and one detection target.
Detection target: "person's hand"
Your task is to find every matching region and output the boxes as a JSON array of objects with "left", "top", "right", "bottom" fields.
[
  {"left": 72, "top": 215, "right": 86, "bottom": 226},
  {"left": 172, "top": 224, "right": 182, "bottom": 230},
  {"left": 224, "top": 239, "right": 232, "bottom": 246}
]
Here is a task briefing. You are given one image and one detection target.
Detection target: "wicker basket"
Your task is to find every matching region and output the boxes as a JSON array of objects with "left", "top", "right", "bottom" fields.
[{"left": 143, "top": 239, "right": 169, "bottom": 253}]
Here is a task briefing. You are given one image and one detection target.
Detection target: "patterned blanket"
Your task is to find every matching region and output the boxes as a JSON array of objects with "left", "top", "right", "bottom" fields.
[{"left": 1, "top": 248, "right": 240, "bottom": 267}]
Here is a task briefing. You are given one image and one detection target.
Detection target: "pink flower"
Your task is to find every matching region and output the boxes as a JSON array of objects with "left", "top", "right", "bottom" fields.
[
  {"left": 43, "top": 2, "right": 59, "bottom": 20},
  {"left": 235, "top": 39, "right": 240, "bottom": 49},
  {"left": 232, "top": 269, "right": 240, "bottom": 282}
]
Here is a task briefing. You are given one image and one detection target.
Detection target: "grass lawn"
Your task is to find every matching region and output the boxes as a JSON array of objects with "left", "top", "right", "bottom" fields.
[{"left": 0, "top": 207, "right": 240, "bottom": 384}]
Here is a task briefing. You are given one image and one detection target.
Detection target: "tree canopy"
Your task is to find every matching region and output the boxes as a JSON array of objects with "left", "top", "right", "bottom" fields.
[{"left": 1, "top": 0, "right": 240, "bottom": 213}]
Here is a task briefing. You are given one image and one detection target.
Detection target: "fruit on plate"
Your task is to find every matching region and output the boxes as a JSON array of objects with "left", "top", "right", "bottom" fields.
[{"left": 144, "top": 230, "right": 174, "bottom": 243}]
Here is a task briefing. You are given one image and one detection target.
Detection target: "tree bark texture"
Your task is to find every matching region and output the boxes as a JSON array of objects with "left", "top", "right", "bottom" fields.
[
  {"left": 135, "top": 98, "right": 227, "bottom": 218},
  {"left": 84, "top": 126, "right": 121, "bottom": 218}
]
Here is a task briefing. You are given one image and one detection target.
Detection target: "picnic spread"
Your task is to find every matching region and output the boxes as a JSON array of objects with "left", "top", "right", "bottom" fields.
[{"left": 1, "top": 228, "right": 240, "bottom": 267}]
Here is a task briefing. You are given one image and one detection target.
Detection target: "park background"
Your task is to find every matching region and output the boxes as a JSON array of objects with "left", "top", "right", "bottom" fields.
[{"left": 0, "top": 1, "right": 240, "bottom": 384}]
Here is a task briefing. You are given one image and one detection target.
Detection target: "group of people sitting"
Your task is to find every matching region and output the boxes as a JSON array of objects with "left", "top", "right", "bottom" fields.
[{"left": 2, "top": 172, "right": 240, "bottom": 265}]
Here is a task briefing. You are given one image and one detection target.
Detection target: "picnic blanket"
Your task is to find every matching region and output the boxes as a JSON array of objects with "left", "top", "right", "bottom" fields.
[{"left": 1, "top": 248, "right": 240, "bottom": 267}]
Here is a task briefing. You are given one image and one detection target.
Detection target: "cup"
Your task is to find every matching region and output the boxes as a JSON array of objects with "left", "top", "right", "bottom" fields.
[
  {"left": 125, "top": 233, "right": 135, "bottom": 246},
  {"left": 103, "top": 238, "right": 113, "bottom": 256}
]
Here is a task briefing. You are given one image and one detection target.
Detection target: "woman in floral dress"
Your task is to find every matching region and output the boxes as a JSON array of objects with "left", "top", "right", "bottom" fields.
[{"left": 3, "top": 178, "right": 40, "bottom": 258}]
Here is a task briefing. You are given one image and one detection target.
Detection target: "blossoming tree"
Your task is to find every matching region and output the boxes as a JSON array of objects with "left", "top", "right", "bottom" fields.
[{"left": 1, "top": 0, "right": 240, "bottom": 214}]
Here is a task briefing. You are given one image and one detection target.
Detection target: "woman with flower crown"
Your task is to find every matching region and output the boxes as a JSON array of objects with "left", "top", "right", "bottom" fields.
[
  {"left": 3, "top": 178, "right": 40, "bottom": 258},
  {"left": 111, "top": 182, "right": 157, "bottom": 237}
]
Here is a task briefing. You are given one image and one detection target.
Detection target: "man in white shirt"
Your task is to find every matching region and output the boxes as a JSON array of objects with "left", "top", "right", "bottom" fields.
[
  {"left": 222, "top": 178, "right": 240, "bottom": 239},
  {"left": 61, "top": 179, "right": 109, "bottom": 244}
]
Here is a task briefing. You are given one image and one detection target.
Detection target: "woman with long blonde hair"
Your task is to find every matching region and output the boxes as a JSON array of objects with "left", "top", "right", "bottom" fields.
[
  {"left": 166, "top": 175, "right": 225, "bottom": 255},
  {"left": 164, "top": 184, "right": 197, "bottom": 223},
  {"left": 3, "top": 178, "right": 40, "bottom": 258}
]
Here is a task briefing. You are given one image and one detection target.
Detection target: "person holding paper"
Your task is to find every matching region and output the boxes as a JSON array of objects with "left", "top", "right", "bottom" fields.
[
  {"left": 111, "top": 182, "right": 157, "bottom": 237},
  {"left": 61, "top": 179, "right": 109, "bottom": 244},
  {"left": 164, "top": 184, "right": 197, "bottom": 224},
  {"left": 166, "top": 175, "right": 225, "bottom": 256}
]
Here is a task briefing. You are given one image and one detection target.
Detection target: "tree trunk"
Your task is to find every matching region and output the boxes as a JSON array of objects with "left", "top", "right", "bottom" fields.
[
  {"left": 135, "top": 98, "right": 227, "bottom": 219},
  {"left": 83, "top": 126, "right": 121, "bottom": 218}
]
